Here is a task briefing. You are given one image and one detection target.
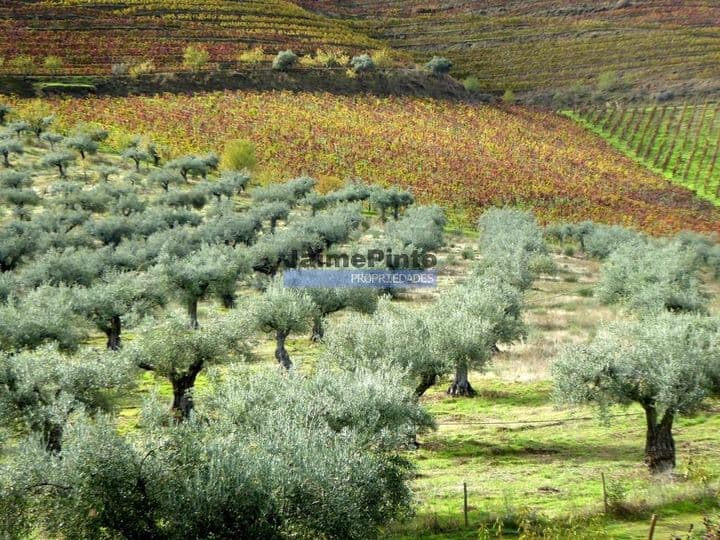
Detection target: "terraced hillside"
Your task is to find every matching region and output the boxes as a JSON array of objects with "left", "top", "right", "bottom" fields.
[
  {"left": 302, "top": 0, "right": 720, "bottom": 98},
  {"left": 569, "top": 102, "right": 720, "bottom": 205},
  {"left": 0, "top": 0, "right": 381, "bottom": 75},
  {"left": 6, "top": 92, "right": 720, "bottom": 234}
]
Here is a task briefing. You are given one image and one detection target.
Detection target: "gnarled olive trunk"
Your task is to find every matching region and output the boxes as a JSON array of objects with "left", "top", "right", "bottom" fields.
[
  {"left": 106, "top": 315, "right": 122, "bottom": 350},
  {"left": 187, "top": 298, "right": 200, "bottom": 329},
  {"left": 170, "top": 368, "right": 201, "bottom": 421},
  {"left": 42, "top": 419, "right": 64, "bottom": 454},
  {"left": 3, "top": 152, "right": 9, "bottom": 168},
  {"left": 311, "top": 316, "right": 324, "bottom": 342},
  {"left": 221, "top": 292, "right": 236, "bottom": 309},
  {"left": 415, "top": 371, "right": 438, "bottom": 398},
  {"left": 644, "top": 406, "right": 675, "bottom": 473},
  {"left": 275, "top": 329, "right": 292, "bottom": 369},
  {"left": 447, "top": 363, "right": 476, "bottom": 397}
]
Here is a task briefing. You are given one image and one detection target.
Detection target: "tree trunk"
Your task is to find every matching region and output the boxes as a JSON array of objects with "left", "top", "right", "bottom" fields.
[
  {"left": 3, "top": 152, "right": 8, "bottom": 168},
  {"left": 58, "top": 164, "right": 65, "bottom": 177},
  {"left": 79, "top": 149, "right": 85, "bottom": 159},
  {"left": 447, "top": 363, "right": 476, "bottom": 397},
  {"left": 43, "top": 420, "right": 64, "bottom": 453},
  {"left": 393, "top": 205, "right": 400, "bottom": 220},
  {"left": 170, "top": 371, "right": 200, "bottom": 421},
  {"left": 221, "top": 292, "right": 236, "bottom": 309},
  {"left": 644, "top": 406, "right": 676, "bottom": 473},
  {"left": 275, "top": 329, "right": 292, "bottom": 369},
  {"left": 187, "top": 298, "right": 199, "bottom": 329},
  {"left": 415, "top": 371, "right": 438, "bottom": 398},
  {"left": 310, "top": 316, "right": 324, "bottom": 341},
  {"left": 106, "top": 315, "right": 122, "bottom": 350},
  {"left": 134, "top": 160, "right": 140, "bottom": 172}
]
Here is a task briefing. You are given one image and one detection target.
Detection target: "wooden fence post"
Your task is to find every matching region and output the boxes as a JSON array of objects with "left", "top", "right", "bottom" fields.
[
  {"left": 601, "top": 472, "right": 608, "bottom": 513},
  {"left": 463, "top": 482, "right": 468, "bottom": 527},
  {"left": 648, "top": 514, "right": 658, "bottom": 540}
]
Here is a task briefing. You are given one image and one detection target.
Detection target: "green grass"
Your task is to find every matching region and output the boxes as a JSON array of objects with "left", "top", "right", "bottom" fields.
[{"left": 567, "top": 103, "right": 720, "bottom": 206}]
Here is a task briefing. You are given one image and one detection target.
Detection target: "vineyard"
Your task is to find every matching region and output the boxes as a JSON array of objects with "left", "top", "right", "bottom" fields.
[
  {"left": 0, "top": 0, "right": 381, "bottom": 75},
  {"left": 6, "top": 92, "right": 720, "bottom": 235},
  {"left": 2, "top": 0, "right": 720, "bottom": 99},
  {"left": 569, "top": 102, "right": 720, "bottom": 205},
  {"left": 302, "top": 0, "right": 720, "bottom": 95}
]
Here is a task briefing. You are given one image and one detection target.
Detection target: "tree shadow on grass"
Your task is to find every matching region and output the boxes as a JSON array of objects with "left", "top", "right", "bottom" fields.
[{"left": 420, "top": 436, "right": 641, "bottom": 464}]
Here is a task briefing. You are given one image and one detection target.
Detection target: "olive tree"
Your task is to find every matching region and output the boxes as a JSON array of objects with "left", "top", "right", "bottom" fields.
[
  {"left": 121, "top": 147, "right": 149, "bottom": 172},
  {"left": 425, "top": 273, "right": 526, "bottom": 397},
  {"left": 370, "top": 186, "right": 414, "bottom": 221},
  {"left": 476, "top": 208, "right": 555, "bottom": 290},
  {"left": 28, "top": 115, "right": 54, "bottom": 139},
  {"left": 0, "top": 346, "right": 133, "bottom": 452},
  {"left": 0, "top": 285, "right": 87, "bottom": 352},
  {"left": 323, "top": 297, "right": 447, "bottom": 397},
  {"left": 73, "top": 271, "right": 166, "bottom": 350},
  {"left": 40, "top": 131, "right": 64, "bottom": 150},
  {"left": 156, "top": 244, "right": 247, "bottom": 328},
  {"left": 386, "top": 204, "right": 446, "bottom": 253},
  {"left": 166, "top": 156, "right": 210, "bottom": 181},
  {"left": 583, "top": 223, "right": 643, "bottom": 259},
  {"left": 64, "top": 135, "right": 98, "bottom": 160},
  {"left": 597, "top": 239, "right": 707, "bottom": 313},
  {"left": 20, "top": 246, "right": 104, "bottom": 288},
  {"left": 125, "top": 312, "right": 253, "bottom": 419},
  {"left": 553, "top": 313, "right": 720, "bottom": 473},
  {"left": 148, "top": 167, "right": 184, "bottom": 192},
  {"left": 2, "top": 187, "right": 40, "bottom": 219},
  {"left": 200, "top": 209, "right": 261, "bottom": 247},
  {"left": 0, "top": 104, "right": 10, "bottom": 125},
  {"left": 0, "top": 221, "right": 41, "bottom": 271},
  {"left": 252, "top": 277, "right": 315, "bottom": 369},
  {"left": 0, "top": 170, "right": 32, "bottom": 190},
  {"left": 1, "top": 364, "right": 431, "bottom": 539},
  {"left": 249, "top": 201, "right": 290, "bottom": 233},
  {"left": 426, "top": 56, "right": 453, "bottom": 75},
  {"left": 0, "top": 137, "right": 23, "bottom": 168},
  {"left": 306, "top": 286, "right": 378, "bottom": 341},
  {"left": 40, "top": 151, "right": 75, "bottom": 178}
]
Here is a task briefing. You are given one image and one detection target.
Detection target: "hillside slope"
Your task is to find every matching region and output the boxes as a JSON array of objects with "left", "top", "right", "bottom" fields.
[
  {"left": 0, "top": 0, "right": 382, "bottom": 75},
  {"left": 7, "top": 92, "right": 720, "bottom": 234},
  {"left": 301, "top": 0, "right": 720, "bottom": 100}
]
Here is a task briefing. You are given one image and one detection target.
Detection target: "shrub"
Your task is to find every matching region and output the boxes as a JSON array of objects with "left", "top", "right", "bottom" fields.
[
  {"left": 237, "top": 47, "right": 266, "bottom": 65},
  {"left": 111, "top": 62, "right": 129, "bottom": 76},
  {"left": 596, "top": 239, "right": 707, "bottom": 313},
  {"left": 128, "top": 60, "right": 155, "bottom": 78},
  {"left": 597, "top": 70, "right": 620, "bottom": 92},
  {"left": 503, "top": 89, "right": 516, "bottom": 104},
  {"left": 583, "top": 224, "right": 643, "bottom": 259},
  {"left": 463, "top": 76, "right": 481, "bottom": 93},
  {"left": 272, "top": 50, "right": 298, "bottom": 71},
  {"left": 9, "top": 55, "right": 35, "bottom": 75},
  {"left": 315, "top": 48, "right": 349, "bottom": 68},
  {"left": 350, "top": 54, "right": 375, "bottom": 73},
  {"left": 43, "top": 55, "right": 63, "bottom": 75},
  {"left": 425, "top": 56, "right": 452, "bottom": 75},
  {"left": 183, "top": 45, "right": 210, "bottom": 71},
  {"left": 371, "top": 48, "right": 394, "bottom": 68},
  {"left": 221, "top": 139, "right": 256, "bottom": 171}
]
